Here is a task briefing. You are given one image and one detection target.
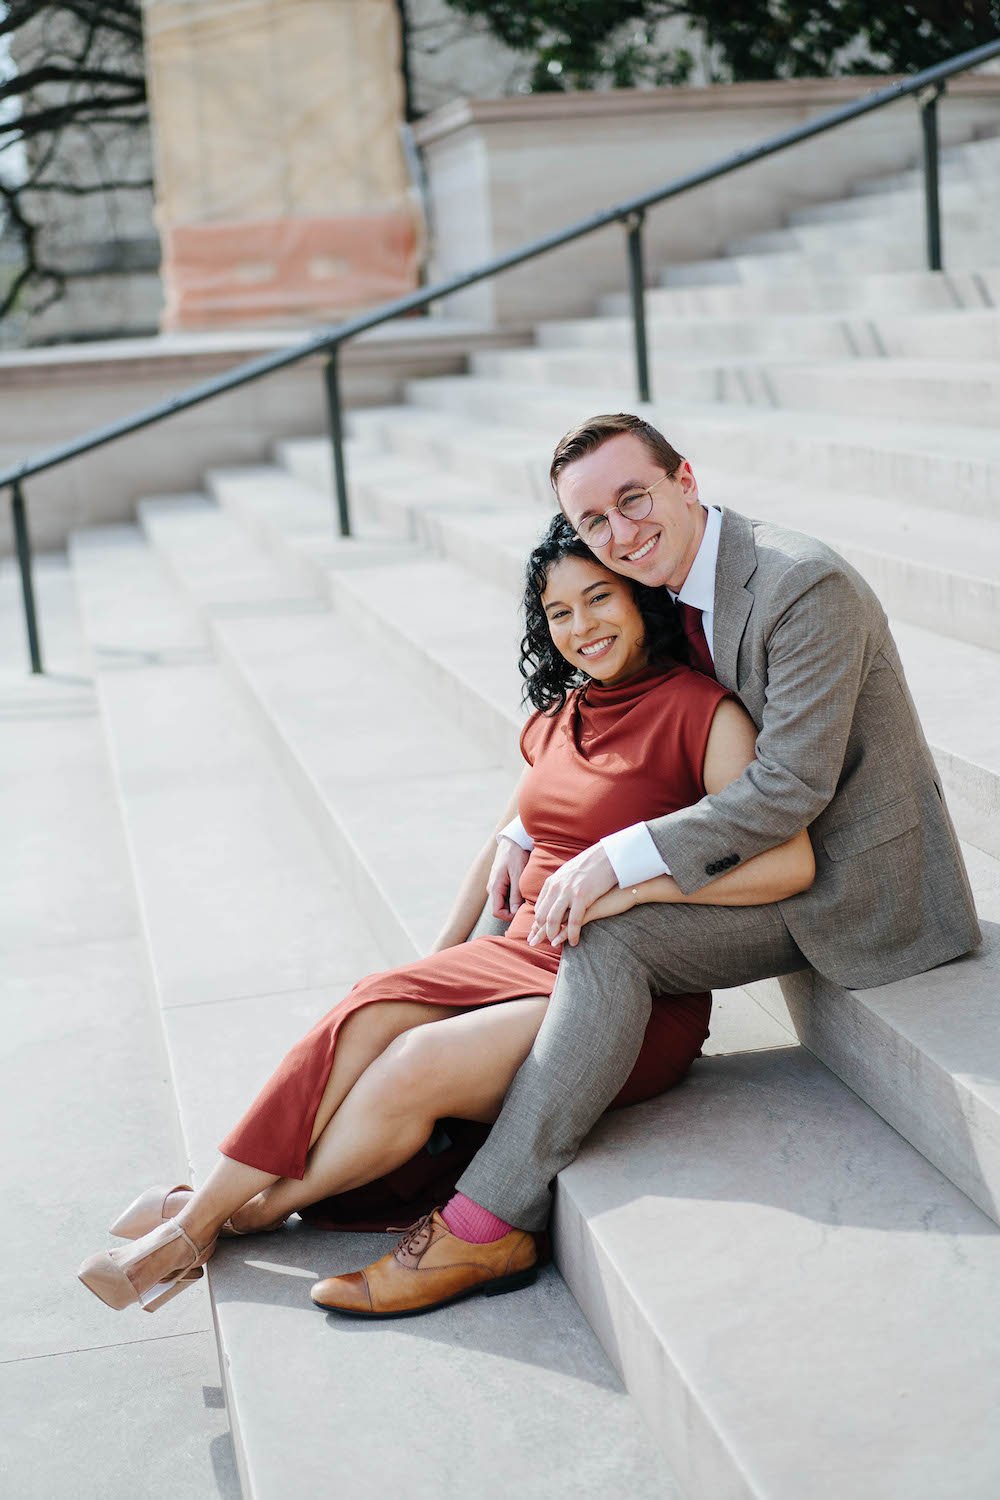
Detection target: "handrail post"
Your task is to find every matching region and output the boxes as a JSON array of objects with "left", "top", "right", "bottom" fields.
[
  {"left": 10, "top": 482, "right": 43, "bottom": 674},
  {"left": 919, "top": 82, "right": 945, "bottom": 272},
  {"left": 324, "top": 346, "right": 351, "bottom": 537},
  {"left": 625, "top": 211, "right": 652, "bottom": 404}
]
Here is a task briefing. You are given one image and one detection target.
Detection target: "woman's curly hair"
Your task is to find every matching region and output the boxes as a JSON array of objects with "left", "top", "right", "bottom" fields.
[{"left": 519, "top": 514, "right": 688, "bottom": 714}]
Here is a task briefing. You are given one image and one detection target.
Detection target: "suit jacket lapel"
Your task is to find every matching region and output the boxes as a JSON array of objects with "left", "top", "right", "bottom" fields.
[{"left": 712, "top": 509, "right": 756, "bottom": 692}]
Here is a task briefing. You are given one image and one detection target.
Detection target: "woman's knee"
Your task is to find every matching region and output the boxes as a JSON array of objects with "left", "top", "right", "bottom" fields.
[
  {"left": 364, "top": 1023, "right": 444, "bottom": 1110},
  {"left": 337, "top": 1001, "right": 418, "bottom": 1062}
]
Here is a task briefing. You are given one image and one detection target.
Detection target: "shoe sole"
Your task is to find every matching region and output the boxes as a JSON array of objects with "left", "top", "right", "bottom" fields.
[{"left": 311, "top": 1265, "right": 539, "bottom": 1319}]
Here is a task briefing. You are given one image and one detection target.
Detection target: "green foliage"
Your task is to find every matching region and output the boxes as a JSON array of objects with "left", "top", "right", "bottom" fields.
[
  {"left": 692, "top": 0, "right": 1000, "bottom": 81},
  {"left": 443, "top": 0, "right": 1000, "bottom": 91},
  {"left": 442, "top": 2, "right": 694, "bottom": 90}
]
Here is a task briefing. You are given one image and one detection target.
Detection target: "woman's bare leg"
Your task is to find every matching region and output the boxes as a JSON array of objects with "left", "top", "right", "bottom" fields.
[
  {"left": 303, "top": 999, "right": 460, "bottom": 1149},
  {"left": 245, "top": 998, "right": 548, "bottom": 1227},
  {"left": 120, "top": 999, "right": 466, "bottom": 1289}
]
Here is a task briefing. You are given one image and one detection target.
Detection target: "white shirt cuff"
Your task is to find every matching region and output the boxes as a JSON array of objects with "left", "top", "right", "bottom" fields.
[
  {"left": 499, "top": 815, "right": 535, "bottom": 853},
  {"left": 601, "top": 824, "right": 671, "bottom": 887}
]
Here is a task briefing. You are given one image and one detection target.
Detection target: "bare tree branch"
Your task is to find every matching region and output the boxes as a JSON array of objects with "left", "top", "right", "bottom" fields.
[
  {"left": 19, "top": 176, "right": 153, "bottom": 194},
  {"left": 0, "top": 1, "right": 151, "bottom": 333},
  {"left": 0, "top": 64, "right": 146, "bottom": 99},
  {"left": 0, "top": 2, "right": 143, "bottom": 46}
]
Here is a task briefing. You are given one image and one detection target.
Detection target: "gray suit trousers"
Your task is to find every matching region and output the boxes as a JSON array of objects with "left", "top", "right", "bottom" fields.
[{"left": 456, "top": 901, "right": 804, "bottom": 1229}]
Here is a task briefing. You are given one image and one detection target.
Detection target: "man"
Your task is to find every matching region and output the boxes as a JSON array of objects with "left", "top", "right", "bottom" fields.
[{"left": 312, "top": 412, "right": 980, "bottom": 1318}]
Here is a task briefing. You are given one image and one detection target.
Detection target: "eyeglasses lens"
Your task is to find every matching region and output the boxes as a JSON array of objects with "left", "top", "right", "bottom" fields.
[{"left": 581, "top": 489, "right": 654, "bottom": 546}]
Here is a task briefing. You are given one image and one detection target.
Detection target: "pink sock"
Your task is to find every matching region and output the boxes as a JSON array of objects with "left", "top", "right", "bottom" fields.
[{"left": 441, "top": 1192, "right": 513, "bottom": 1244}]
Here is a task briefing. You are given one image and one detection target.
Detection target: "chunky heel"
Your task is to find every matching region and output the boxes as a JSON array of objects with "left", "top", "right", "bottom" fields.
[{"left": 140, "top": 1267, "right": 204, "bottom": 1311}]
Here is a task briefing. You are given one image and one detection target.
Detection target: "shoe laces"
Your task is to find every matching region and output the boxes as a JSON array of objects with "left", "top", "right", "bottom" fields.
[{"left": 389, "top": 1211, "right": 436, "bottom": 1257}]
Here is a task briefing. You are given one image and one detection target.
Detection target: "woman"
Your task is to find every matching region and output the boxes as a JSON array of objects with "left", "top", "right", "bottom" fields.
[{"left": 77, "top": 516, "right": 814, "bottom": 1314}]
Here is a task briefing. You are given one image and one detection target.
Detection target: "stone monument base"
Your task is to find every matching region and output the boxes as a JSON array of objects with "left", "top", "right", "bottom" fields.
[{"left": 161, "top": 208, "right": 419, "bottom": 330}]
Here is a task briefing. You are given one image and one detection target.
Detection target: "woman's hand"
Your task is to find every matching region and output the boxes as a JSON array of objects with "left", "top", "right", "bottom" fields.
[
  {"left": 488, "top": 836, "right": 530, "bottom": 921},
  {"left": 527, "top": 843, "right": 617, "bottom": 948},
  {"left": 534, "top": 881, "right": 641, "bottom": 949}
]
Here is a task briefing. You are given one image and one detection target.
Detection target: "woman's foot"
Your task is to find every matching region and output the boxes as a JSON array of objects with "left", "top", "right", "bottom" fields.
[
  {"left": 223, "top": 1192, "right": 289, "bottom": 1236},
  {"left": 78, "top": 1219, "right": 215, "bottom": 1312}
]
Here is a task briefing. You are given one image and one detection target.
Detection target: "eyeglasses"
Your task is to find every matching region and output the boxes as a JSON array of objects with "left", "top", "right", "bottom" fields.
[{"left": 573, "top": 471, "right": 673, "bottom": 548}]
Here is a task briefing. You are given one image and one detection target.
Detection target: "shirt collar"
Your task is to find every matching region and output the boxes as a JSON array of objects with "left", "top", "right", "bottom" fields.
[{"left": 670, "top": 504, "right": 721, "bottom": 612}]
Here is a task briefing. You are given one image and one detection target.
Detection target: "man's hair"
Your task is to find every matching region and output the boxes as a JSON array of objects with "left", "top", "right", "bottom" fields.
[{"left": 549, "top": 413, "right": 685, "bottom": 498}]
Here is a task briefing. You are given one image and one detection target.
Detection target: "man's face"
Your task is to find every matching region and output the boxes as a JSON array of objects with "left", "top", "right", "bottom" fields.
[{"left": 556, "top": 432, "right": 705, "bottom": 593}]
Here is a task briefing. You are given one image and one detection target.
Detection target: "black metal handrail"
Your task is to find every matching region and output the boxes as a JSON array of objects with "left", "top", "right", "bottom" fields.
[{"left": 7, "top": 36, "right": 1000, "bottom": 672}]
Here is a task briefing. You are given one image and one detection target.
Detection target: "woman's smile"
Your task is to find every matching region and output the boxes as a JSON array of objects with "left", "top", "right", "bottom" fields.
[{"left": 578, "top": 634, "right": 616, "bottom": 661}]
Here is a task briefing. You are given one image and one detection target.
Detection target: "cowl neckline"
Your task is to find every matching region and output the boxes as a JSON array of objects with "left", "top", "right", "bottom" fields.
[{"left": 571, "top": 662, "right": 682, "bottom": 753}]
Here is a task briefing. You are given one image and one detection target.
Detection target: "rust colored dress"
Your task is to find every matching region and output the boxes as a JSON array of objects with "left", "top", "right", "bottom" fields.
[{"left": 219, "top": 663, "right": 729, "bottom": 1217}]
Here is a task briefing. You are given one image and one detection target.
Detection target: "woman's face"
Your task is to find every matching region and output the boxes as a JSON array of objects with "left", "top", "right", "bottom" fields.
[{"left": 541, "top": 553, "right": 648, "bottom": 685}]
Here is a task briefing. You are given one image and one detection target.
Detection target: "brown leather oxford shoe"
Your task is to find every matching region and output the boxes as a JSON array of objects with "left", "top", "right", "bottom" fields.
[{"left": 310, "top": 1209, "right": 539, "bottom": 1318}]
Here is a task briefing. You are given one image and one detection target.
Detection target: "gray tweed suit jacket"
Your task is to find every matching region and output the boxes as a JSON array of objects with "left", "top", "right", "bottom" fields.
[{"left": 650, "top": 508, "right": 981, "bottom": 989}]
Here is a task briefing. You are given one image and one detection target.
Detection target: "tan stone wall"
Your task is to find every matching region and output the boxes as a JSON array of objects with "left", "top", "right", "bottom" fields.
[{"left": 143, "top": 0, "right": 420, "bottom": 329}]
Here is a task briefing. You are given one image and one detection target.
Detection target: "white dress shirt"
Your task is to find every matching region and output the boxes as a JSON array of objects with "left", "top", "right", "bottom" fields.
[{"left": 501, "top": 505, "right": 723, "bottom": 889}]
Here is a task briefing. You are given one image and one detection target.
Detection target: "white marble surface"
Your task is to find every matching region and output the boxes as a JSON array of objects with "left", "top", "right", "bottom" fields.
[
  {"left": 0, "top": 564, "right": 240, "bottom": 1495},
  {"left": 558, "top": 1041, "right": 1000, "bottom": 1499}
]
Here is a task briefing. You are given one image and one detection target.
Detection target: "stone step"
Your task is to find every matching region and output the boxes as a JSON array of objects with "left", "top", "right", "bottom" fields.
[
  {"left": 537, "top": 308, "right": 1000, "bottom": 362},
  {"left": 0, "top": 554, "right": 241, "bottom": 1499},
  {"left": 661, "top": 238, "right": 1000, "bottom": 288},
  {"left": 851, "top": 148, "right": 984, "bottom": 198},
  {"left": 737, "top": 355, "right": 1000, "bottom": 424},
  {"left": 131, "top": 485, "right": 1000, "bottom": 1498},
  {"left": 473, "top": 346, "right": 1000, "bottom": 426},
  {"left": 71, "top": 516, "right": 681, "bottom": 1499},
  {"left": 744, "top": 840, "right": 1000, "bottom": 1229},
  {"left": 137, "top": 493, "right": 516, "bottom": 961},
  {"left": 601, "top": 265, "right": 1000, "bottom": 320},
  {"left": 851, "top": 133, "right": 1000, "bottom": 196},
  {"left": 787, "top": 178, "right": 1000, "bottom": 226},
  {"left": 393, "top": 373, "right": 1000, "bottom": 519},
  {"left": 727, "top": 209, "right": 987, "bottom": 257},
  {"left": 554, "top": 1031, "right": 1000, "bottom": 1500},
  {"left": 69, "top": 522, "right": 384, "bottom": 1012}
]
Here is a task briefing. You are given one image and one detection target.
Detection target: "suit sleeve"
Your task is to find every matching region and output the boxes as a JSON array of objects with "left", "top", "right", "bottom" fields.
[{"left": 649, "top": 561, "right": 880, "bottom": 894}]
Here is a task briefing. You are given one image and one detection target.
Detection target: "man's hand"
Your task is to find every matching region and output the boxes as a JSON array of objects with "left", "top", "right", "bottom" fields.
[
  {"left": 528, "top": 844, "right": 617, "bottom": 948},
  {"left": 488, "top": 836, "right": 530, "bottom": 921}
]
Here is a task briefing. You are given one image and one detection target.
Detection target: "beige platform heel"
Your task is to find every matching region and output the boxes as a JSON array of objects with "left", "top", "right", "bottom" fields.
[{"left": 78, "top": 1219, "right": 215, "bottom": 1313}]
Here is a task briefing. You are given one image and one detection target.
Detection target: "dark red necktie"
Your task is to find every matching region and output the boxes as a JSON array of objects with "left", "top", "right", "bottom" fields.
[{"left": 679, "top": 602, "right": 716, "bottom": 679}]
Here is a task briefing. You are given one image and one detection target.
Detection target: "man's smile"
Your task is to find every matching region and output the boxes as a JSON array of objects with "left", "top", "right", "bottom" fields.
[{"left": 620, "top": 533, "right": 659, "bottom": 564}]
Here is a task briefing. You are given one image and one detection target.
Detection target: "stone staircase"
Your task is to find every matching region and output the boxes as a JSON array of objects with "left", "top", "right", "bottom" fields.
[{"left": 54, "top": 126, "right": 1000, "bottom": 1496}]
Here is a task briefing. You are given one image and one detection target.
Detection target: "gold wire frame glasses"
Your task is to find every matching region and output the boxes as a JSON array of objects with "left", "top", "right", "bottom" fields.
[{"left": 573, "top": 470, "right": 673, "bottom": 548}]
